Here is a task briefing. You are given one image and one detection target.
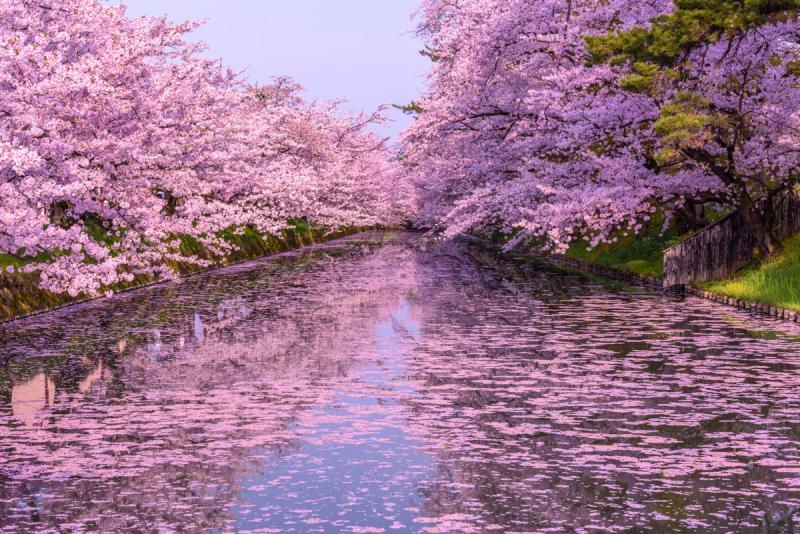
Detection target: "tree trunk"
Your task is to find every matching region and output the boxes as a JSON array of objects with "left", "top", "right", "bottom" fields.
[
  {"left": 737, "top": 190, "right": 782, "bottom": 257},
  {"left": 49, "top": 200, "right": 74, "bottom": 229},
  {"left": 674, "top": 198, "right": 709, "bottom": 234}
]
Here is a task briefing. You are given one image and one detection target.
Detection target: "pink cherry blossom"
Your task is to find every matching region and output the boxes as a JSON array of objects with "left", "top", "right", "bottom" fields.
[
  {"left": 403, "top": 0, "right": 800, "bottom": 254},
  {"left": 0, "top": 1, "right": 415, "bottom": 297}
]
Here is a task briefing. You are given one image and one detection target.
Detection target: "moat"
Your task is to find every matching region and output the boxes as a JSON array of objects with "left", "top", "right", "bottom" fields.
[{"left": 2, "top": 232, "right": 800, "bottom": 533}]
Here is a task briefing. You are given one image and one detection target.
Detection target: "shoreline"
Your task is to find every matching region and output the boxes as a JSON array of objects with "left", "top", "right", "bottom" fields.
[
  {"left": 533, "top": 252, "right": 800, "bottom": 324},
  {"left": 0, "top": 226, "right": 373, "bottom": 326}
]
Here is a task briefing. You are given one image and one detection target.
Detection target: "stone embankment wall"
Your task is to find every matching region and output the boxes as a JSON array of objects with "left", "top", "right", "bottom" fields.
[
  {"left": 531, "top": 254, "right": 663, "bottom": 290},
  {"left": 685, "top": 285, "right": 800, "bottom": 322},
  {"left": 0, "top": 226, "right": 372, "bottom": 324},
  {"left": 664, "top": 186, "right": 800, "bottom": 288}
]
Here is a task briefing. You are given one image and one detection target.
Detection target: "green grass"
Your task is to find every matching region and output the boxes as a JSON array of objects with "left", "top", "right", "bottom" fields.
[
  {"left": 700, "top": 233, "right": 800, "bottom": 311},
  {"left": 565, "top": 215, "right": 682, "bottom": 278}
]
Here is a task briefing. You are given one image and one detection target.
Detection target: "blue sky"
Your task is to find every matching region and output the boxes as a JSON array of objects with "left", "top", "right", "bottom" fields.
[{"left": 118, "top": 1, "right": 428, "bottom": 141}]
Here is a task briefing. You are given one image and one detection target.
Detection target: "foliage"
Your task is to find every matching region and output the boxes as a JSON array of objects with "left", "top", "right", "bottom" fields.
[
  {"left": 0, "top": 1, "right": 415, "bottom": 298},
  {"left": 566, "top": 216, "right": 681, "bottom": 278},
  {"left": 403, "top": 0, "right": 800, "bottom": 259},
  {"left": 587, "top": 0, "right": 800, "bottom": 66},
  {"left": 586, "top": 0, "right": 800, "bottom": 255}
]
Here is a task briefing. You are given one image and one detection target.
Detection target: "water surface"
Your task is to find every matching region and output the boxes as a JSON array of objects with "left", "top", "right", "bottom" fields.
[{"left": 2, "top": 232, "right": 800, "bottom": 533}]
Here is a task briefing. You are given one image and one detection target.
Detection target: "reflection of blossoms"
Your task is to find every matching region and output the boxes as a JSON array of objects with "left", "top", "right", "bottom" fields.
[
  {"left": 399, "top": 241, "right": 800, "bottom": 532},
  {"left": 0, "top": 236, "right": 418, "bottom": 532},
  {"left": 5, "top": 235, "right": 800, "bottom": 532}
]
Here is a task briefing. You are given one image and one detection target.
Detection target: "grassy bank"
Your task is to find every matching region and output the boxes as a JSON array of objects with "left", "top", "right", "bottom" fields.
[
  {"left": 0, "top": 221, "right": 368, "bottom": 323},
  {"left": 699, "top": 233, "right": 800, "bottom": 312},
  {"left": 563, "top": 219, "right": 800, "bottom": 314},
  {"left": 565, "top": 216, "right": 680, "bottom": 278}
]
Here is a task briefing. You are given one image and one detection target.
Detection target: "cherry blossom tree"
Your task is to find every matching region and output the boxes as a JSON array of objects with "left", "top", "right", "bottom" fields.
[
  {"left": 588, "top": 1, "right": 800, "bottom": 256},
  {"left": 402, "top": 0, "right": 673, "bottom": 251},
  {"left": 404, "top": 0, "right": 800, "bottom": 256},
  {"left": 0, "top": 0, "right": 412, "bottom": 297}
]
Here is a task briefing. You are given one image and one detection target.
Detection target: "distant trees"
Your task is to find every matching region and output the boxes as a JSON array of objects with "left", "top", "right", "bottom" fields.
[
  {"left": 403, "top": 0, "right": 800, "bottom": 257},
  {"left": 0, "top": 0, "right": 413, "bottom": 297}
]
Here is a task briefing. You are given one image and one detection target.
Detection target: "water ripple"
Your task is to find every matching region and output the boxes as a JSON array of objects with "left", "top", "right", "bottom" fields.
[{"left": 1, "top": 232, "right": 799, "bottom": 533}]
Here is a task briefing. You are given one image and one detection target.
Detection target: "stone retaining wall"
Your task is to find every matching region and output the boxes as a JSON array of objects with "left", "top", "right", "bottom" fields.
[
  {"left": 542, "top": 254, "right": 800, "bottom": 323},
  {"left": 664, "top": 185, "right": 800, "bottom": 288},
  {"left": 532, "top": 254, "right": 663, "bottom": 290},
  {"left": 684, "top": 285, "right": 800, "bottom": 323}
]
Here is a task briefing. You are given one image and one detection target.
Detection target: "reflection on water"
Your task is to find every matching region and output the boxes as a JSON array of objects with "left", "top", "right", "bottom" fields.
[
  {"left": 11, "top": 373, "right": 55, "bottom": 428},
  {"left": 1, "top": 232, "right": 800, "bottom": 532}
]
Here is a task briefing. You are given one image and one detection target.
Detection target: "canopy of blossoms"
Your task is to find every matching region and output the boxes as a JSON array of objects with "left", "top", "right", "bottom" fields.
[
  {"left": 403, "top": 0, "right": 800, "bottom": 255},
  {"left": 0, "top": 0, "right": 415, "bottom": 297}
]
